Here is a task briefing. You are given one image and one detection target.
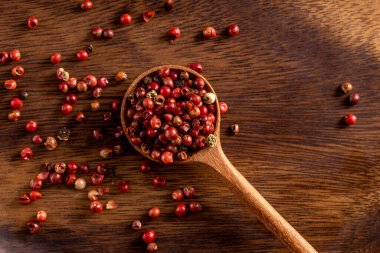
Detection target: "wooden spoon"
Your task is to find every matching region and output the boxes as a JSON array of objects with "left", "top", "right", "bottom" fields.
[{"left": 121, "top": 65, "right": 317, "bottom": 253}]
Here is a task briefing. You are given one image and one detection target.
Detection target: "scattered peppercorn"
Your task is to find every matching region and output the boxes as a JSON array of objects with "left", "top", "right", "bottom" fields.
[
  {"left": 61, "top": 103, "right": 73, "bottom": 114},
  {"left": 152, "top": 176, "right": 166, "bottom": 187},
  {"left": 18, "top": 90, "right": 28, "bottom": 100},
  {"left": 21, "top": 147, "right": 33, "bottom": 160},
  {"left": 349, "top": 92, "right": 360, "bottom": 105},
  {"left": 32, "top": 135, "right": 43, "bottom": 144},
  {"left": 183, "top": 186, "right": 196, "bottom": 198},
  {"left": 100, "top": 147, "right": 113, "bottom": 159},
  {"left": 75, "top": 111, "right": 86, "bottom": 122},
  {"left": 341, "top": 82, "right": 353, "bottom": 94},
  {"left": 228, "top": 23, "right": 240, "bottom": 36},
  {"left": 344, "top": 113, "right": 357, "bottom": 125},
  {"left": 102, "top": 29, "right": 114, "bottom": 39},
  {"left": 91, "top": 27, "right": 103, "bottom": 38},
  {"left": 27, "top": 16, "right": 39, "bottom": 29},
  {"left": 189, "top": 201, "right": 202, "bottom": 212},
  {"left": 57, "top": 127, "right": 70, "bottom": 141},
  {"left": 172, "top": 189, "right": 184, "bottom": 201},
  {"left": 219, "top": 101, "right": 228, "bottom": 114},
  {"left": 9, "top": 49, "right": 21, "bottom": 62},
  {"left": 115, "top": 71, "right": 127, "bottom": 82},
  {"left": 143, "top": 11, "right": 155, "bottom": 22},
  {"left": 26, "top": 120, "right": 38, "bottom": 132},
  {"left": 74, "top": 178, "right": 87, "bottom": 190},
  {"left": 120, "top": 13, "right": 133, "bottom": 25},
  {"left": 91, "top": 100, "right": 101, "bottom": 111},
  {"left": 11, "top": 65, "right": 25, "bottom": 78},
  {"left": 142, "top": 230, "right": 156, "bottom": 244},
  {"left": 76, "top": 50, "right": 89, "bottom": 61},
  {"left": 36, "top": 210, "right": 47, "bottom": 222},
  {"left": 167, "top": 27, "right": 181, "bottom": 43},
  {"left": 81, "top": 0, "right": 93, "bottom": 11},
  {"left": 147, "top": 242, "right": 158, "bottom": 253},
  {"left": 203, "top": 26, "right": 217, "bottom": 38},
  {"left": 132, "top": 220, "right": 142, "bottom": 231},
  {"left": 51, "top": 53, "right": 62, "bottom": 64},
  {"left": 19, "top": 194, "right": 31, "bottom": 205},
  {"left": 44, "top": 136, "right": 58, "bottom": 151},
  {"left": 8, "top": 110, "right": 21, "bottom": 122},
  {"left": 90, "top": 200, "right": 103, "bottom": 213},
  {"left": 26, "top": 221, "right": 40, "bottom": 234},
  {"left": 148, "top": 206, "right": 160, "bottom": 219},
  {"left": 175, "top": 203, "right": 187, "bottom": 217}
]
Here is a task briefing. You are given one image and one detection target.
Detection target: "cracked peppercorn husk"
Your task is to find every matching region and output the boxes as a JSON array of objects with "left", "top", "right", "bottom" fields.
[
  {"left": 44, "top": 136, "right": 58, "bottom": 150},
  {"left": 57, "top": 127, "right": 70, "bottom": 141},
  {"left": 143, "top": 76, "right": 153, "bottom": 85},
  {"left": 146, "top": 90, "right": 157, "bottom": 99},
  {"left": 206, "top": 134, "right": 217, "bottom": 147}
]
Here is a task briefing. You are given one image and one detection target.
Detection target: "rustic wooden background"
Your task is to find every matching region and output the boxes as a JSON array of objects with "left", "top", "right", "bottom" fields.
[{"left": 0, "top": 0, "right": 380, "bottom": 252}]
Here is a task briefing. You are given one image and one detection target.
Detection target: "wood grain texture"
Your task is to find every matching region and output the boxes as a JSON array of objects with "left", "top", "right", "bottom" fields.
[{"left": 0, "top": 0, "right": 380, "bottom": 252}]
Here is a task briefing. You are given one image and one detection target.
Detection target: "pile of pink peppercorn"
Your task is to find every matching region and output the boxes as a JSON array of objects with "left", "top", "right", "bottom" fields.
[{"left": 3, "top": 1, "right": 241, "bottom": 252}]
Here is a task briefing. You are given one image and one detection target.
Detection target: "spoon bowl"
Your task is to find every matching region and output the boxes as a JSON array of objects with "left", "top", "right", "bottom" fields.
[{"left": 121, "top": 65, "right": 317, "bottom": 253}]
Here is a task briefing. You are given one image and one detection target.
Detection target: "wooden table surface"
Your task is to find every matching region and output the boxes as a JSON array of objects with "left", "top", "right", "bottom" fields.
[{"left": 1, "top": 1, "right": 380, "bottom": 252}]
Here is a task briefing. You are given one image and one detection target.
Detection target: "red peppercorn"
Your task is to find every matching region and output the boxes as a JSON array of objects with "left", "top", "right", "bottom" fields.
[
  {"left": 10, "top": 49, "right": 21, "bottom": 62},
  {"left": 0, "top": 51, "right": 9, "bottom": 64},
  {"left": 4, "top": 79, "right": 17, "bottom": 91},
  {"left": 29, "top": 191, "right": 42, "bottom": 201},
  {"left": 219, "top": 101, "right": 228, "bottom": 114},
  {"left": 161, "top": 151, "right": 174, "bottom": 164},
  {"left": 189, "top": 62, "right": 203, "bottom": 73},
  {"left": 61, "top": 103, "right": 73, "bottom": 114},
  {"left": 189, "top": 201, "right": 202, "bottom": 212},
  {"left": 91, "top": 173, "right": 105, "bottom": 185},
  {"left": 148, "top": 207, "right": 160, "bottom": 219},
  {"left": 172, "top": 189, "right": 184, "bottom": 201},
  {"left": 77, "top": 50, "right": 89, "bottom": 61},
  {"left": 21, "top": 147, "right": 33, "bottom": 160},
  {"left": 167, "top": 27, "right": 181, "bottom": 42},
  {"left": 183, "top": 186, "right": 196, "bottom": 198},
  {"left": 120, "top": 13, "right": 133, "bottom": 25},
  {"left": 50, "top": 53, "right": 62, "bottom": 64},
  {"left": 164, "top": 126, "right": 178, "bottom": 140},
  {"left": 36, "top": 210, "right": 47, "bottom": 222},
  {"left": 81, "top": 0, "right": 93, "bottom": 11},
  {"left": 92, "top": 128, "right": 106, "bottom": 142},
  {"left": 66, "top": 162, "right": 79, "bottom": 174},
  {"left": 159, "top": 85, "right": 171, "bottom": 97},
  {"left": 27, "top": 16, "right": 39, "bottom": 29},
  {"left": 65, "top": 94, "right": 78, "bottom": 104},
  {"left": 93, "top": 87, "right": 103, "bottom": 98},
  {"left": 90, "top": 201, "right": 103, "bottom": 213},
  {"left": 26, "top": 120, "right": 38, "bottom": 132},
  {"left": 19, "top": 194, "right": 31, "bottom": 205},
  {"left": 118, "top": 180, "right": 130, "bottom": 192},
  {"left": 58, "top": 82, "right": 69, "bottom": 93},
  {"left": 228, "top": 23, "right": 240, "bottom": 36},
  {"left": 11, "top": 65, "right": 25, "bottom": 78},
  {"left": 203, "top": 26, "right": 217, "bottom": 38},
  {"left": 142, "top": 230, "right": 156, "bottom": 244},
  {"left": 84, "top": 74, "right": 97, "bottom": 88},
  {"left": 32, "top": 135, "right": 43, "bottom": 144},
  {"left": 91, "top": 27, "right": 103, "bottom": 38},
  {"left": 26, "top": 221, "right": 40, "bottom": 234},
  {"left": 79, "top": 164, "right": 89, "bottom": 174},
  {"left": 349, "top": 92, "right": 360, "bottom": 105},
  {"left": 344, "top": 113, "right": 357, "bottom": 125},
  {"left": 139, "top": 161, "right": 152, "bottom": 173},
  {"left": 65, "top": 174, "right": 78, "bottom": 186},
  {"left": 175, "top": 203, "right": 187, "bottom": 217},
  {"left": 111, "top": 100, "right": 121, "bottom": 111},
  {"left": 152, "top": 176, "right": 166, "bottom": 187},
  {"left": 10, "top": 97, "right": 23, "bottom": 110},
  {"left": 49, "top": 172, "right": 62, "bottom": 184}
]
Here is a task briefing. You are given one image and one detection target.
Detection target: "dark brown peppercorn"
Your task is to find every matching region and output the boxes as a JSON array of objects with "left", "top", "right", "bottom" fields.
[
  {"left": 102, "top": 29, "right": 114, "bottom": 39},
  {"left": 18, "top": 90, "right": 28, "bottom": 100},
  {"left": 349, "top": 92, "right": 360, "bottom": 105},
  {"left": 113, "top": 145, "right": 124, "bottom": 155},
  {"left": 44, "top": 136, "right": 58, "bottom": 150},
  {"left": 84, "top": 44, "right": 93, "bottom": 53},
  {"left": 57, "top": 127, "right": 71, "bottom": 141},
  {"left": 144, "top": 76, "right": 153, "bottom": 85}
]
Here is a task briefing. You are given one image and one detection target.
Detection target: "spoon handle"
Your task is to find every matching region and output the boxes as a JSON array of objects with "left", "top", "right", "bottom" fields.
[{"left": 199, "top": 145, "right": 317, "bottom": 253}]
